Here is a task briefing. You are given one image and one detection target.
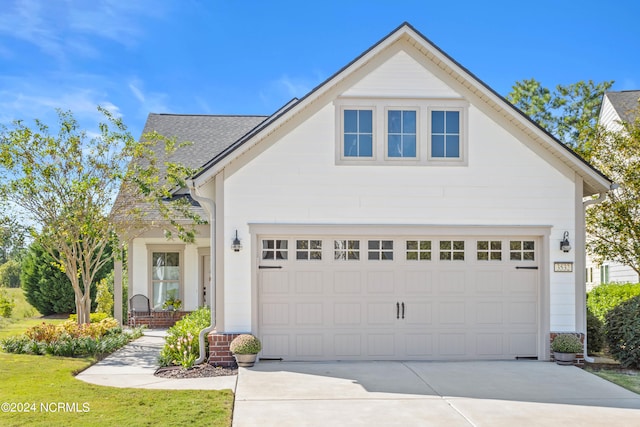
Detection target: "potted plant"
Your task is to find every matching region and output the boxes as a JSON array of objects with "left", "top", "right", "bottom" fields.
[
  {"left": 551, "top": 333, "right": 582, "bottom": 365},
  {"left": 163, "top": 291, "right": 182, "bottom": 312},
  {"left": 229, "top": 334, "right": 262, "bottom": 367}
]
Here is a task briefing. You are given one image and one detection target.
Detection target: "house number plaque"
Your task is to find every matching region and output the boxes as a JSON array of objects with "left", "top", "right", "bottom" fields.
[{"left": 554, "top": 262, "right": 573, "bottom": 272}]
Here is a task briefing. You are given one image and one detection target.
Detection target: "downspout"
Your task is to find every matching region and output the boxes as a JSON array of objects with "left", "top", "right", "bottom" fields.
[
  {"left": 189, "top": 180, "right": 216, "bottom": 365},
  {"left": 581, "top": 184, "right": 618, "bottom": 363}
]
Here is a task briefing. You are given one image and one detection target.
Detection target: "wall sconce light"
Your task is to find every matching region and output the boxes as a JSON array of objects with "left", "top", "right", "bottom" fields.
[
  {"left": 560, "top": 231, "right": 571, "bottom": 253},
  {"left": 231, "top": 230, "right": 243, "bottom": 252}
]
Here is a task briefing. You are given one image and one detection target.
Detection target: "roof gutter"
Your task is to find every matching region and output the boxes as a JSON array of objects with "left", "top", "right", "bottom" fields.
[
  {"left": 581, "top": 183, "right": 618, "bottom": 363},
  {"left": 188, "top": 181, "right": 216, "bottom": 365}
]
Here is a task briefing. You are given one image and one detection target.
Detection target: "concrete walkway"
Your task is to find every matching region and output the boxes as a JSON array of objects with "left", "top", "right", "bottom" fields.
[{"left": 75, "top": 330, "right": 236, "bottom": 390}]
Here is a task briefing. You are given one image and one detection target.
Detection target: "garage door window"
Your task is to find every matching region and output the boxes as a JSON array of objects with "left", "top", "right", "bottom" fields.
[
  {"left": 262, "top": 240, "right": 288, "bottom": 260},
  {"left": 296, "top": 240, "right": 322, "bottom": 260},
  {"left": 510, "top": 240, "right": 535, "bottom": 261},
  {"left": 477, "top": 240, "right": 502, "bottom": 261},
  {"left": 334, "top": 240, "right": 360, "bottom": 260},
  {"left": 406, "top": 240, "right": 432, "bottom": 260},
  {"left": 368, "top": 240, "right": 393, "bottom": 260},
  {"left": 440, "top": 240, "right": 464, "bottom": 260}
]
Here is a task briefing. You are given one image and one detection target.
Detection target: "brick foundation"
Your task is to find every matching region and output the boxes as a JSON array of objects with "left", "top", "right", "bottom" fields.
[
  {"left": 207, "top": 332, "right": 244, "bottom": 367},
  {"left": 550, "top": 332, "right": 585, "bottom": 366},
  {"left": 127, "top": 311, "right": 190, "bottom": 329}
]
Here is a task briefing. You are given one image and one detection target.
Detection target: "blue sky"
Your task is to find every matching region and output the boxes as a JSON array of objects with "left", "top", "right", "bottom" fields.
[{"left": 0, "top": 0, "right": 638, "bottom": 137}]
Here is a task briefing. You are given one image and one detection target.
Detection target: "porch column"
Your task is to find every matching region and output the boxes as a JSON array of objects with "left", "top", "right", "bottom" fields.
[{"left": 114, "top": 256, "right": 123, "bottom": 325}]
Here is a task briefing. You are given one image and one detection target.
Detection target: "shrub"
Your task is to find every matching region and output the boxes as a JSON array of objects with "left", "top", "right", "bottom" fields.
[
  {"left": 587, "top": 282, "right": 640, "bottom": 321},
  {"left": 605, "top": 295, "right": 640, "bottom": 369},
  {"left": 69, "top": 312, "right": 109, "bottom": 323},
  {"left": 229, "top": 334, "right": 262, "bottom": 354},
  {"left": 159, "top": 307, "right": 210, "bottom": 368},
  {"left": 0, "top": 289, "right": 15, "bottom": 317},
  {"left": 0, "top": 259, "right": 21, "bottom": 288},
  {"left": 586, "top": 306, "right": 604, "bottom": 354},
  {"left": 551, "top": 334, "right": 582, "bottom": 353},
  {"left": 95, "top": 273, "right": 114, "bottom": 316}
]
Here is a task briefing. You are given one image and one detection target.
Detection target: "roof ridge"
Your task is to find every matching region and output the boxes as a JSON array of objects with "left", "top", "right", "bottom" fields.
[{"left": 149, "top": 113, "right": 269, "bottom": 118}]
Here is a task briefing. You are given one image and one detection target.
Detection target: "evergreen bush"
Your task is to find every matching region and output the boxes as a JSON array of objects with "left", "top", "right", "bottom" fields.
[
  {"left": 587, "top": 283, "right": 640, "bottom": 321},
  {"left": 605, "top": 295, "right": 640, "bottom": 369}
]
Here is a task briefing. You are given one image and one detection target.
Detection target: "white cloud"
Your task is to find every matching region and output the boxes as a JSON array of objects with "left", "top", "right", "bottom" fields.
[{"left": 128, "top": 78, "right": 170, "bottom": 114}]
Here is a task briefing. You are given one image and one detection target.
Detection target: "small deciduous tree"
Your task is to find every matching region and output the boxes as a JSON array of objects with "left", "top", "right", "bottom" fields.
[
  {"left": 0, "top": 108, "right": 202, "bottom": 324},
  {"left": 586, "top": 104, "right": 640, "bottom": 274}
]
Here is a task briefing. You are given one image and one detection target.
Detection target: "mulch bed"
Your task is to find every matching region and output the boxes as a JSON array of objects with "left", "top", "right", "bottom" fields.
[{"left": 155, "top": 364, "right": 237, "bottom": 379}]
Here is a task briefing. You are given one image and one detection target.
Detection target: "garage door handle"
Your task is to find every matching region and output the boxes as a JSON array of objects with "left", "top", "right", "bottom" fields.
[
  {"left": 259, "top": 266, "right": 283, "bottom": 269},
  {"left": 515, "top": 266, "right": 538, "bottom": 270},
  {"left": 401, "top": 302, "right": 405, "bottom": 319},
  {"left": 396, "top": 302, "right": 400, "bottom": 319}
]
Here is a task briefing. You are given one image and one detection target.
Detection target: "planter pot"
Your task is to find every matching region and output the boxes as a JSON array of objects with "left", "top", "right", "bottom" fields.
[
  {"left": 553, "top": 351, "right": 576, "bottom": 365},
  {"left": 234, "top": 353, "right": 258, "bottom": 367}
]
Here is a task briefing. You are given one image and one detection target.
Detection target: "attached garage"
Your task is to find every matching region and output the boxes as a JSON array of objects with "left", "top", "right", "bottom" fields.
[{"left": 255, "top": 226, "right": 546, "bottom": 361}]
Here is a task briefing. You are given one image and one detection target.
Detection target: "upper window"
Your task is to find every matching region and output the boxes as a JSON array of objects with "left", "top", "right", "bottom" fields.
[
  {"left": 262, "top": 239, "right": 288, "bottom": 260},
  {"left": 431, "top": 110, "right": 460, "bottom": 159},
  {"left": 344, "top": 109, "right": 373, "bottom": 157},
  {"left": 387, "top": 110, "right": 417, "bottom": 158}
]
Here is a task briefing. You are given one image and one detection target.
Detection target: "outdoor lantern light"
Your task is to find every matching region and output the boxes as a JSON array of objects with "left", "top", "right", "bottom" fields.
[
  {"left": 560, "top": 231, "right": 571, "bottom": 253},
  {"left": 231, "top": 230, "right": 243, "bottom": 252}
]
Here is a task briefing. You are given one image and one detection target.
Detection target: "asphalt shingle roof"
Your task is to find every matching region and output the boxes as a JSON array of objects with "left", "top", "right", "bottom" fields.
[{"left": 606, "top": 90, "right": 640, "bottom": 123}]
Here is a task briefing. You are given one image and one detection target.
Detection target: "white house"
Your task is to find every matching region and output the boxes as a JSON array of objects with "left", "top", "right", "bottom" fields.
[
  {"left": 586, "top": 90, "right": 640, "bottom": 289},
  {"left": 114, "top": 23, "right": 613, "bottom": 365}
]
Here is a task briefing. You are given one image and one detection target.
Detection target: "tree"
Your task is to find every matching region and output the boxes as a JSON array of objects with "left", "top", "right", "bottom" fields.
[
  {"left": 586, "top": 105, "right": 640, "bottom": 274},
  {"left": 0, "top": 259, "right": 21, "bottom": 288},
  {"left": 21, "top": 241, "right": 96, "bottom": 315},
  {"left": 507, "top": 79, "right": 613, "bottom": 159},
  {"left": 0, "top": 108, "right": 201, "bottom": 324},
  {"left": 0, "top": 215, "right": 26, "bottom": 264}
]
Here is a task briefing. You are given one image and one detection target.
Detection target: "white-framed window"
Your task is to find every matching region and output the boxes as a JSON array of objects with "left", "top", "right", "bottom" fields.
[
  {"left": 406, "top": 240, "right": 432, "bottom": 260},
  {"left": 334, "top": 240, "right": 360, "bottom": 260},
  {"left": 477, "top": 240, "right": 502, "bottom": 261},
  {"left": 600, "top": 265, "right": 610, "bottom": 284},
  {"left": 429, "top": 108, "right": 463, "bottom": 162},
  {"left": 262, "top": 239, "right": 288, "bottom": 260},
  {"left": 368, "top": 240, "right": 394, "bottom": 260},
  {"left": 296, "top": 240, "right": 322, "bottom": 260},
  {"left": 147, "top": 245, "right": 184, "bottom": 311},
  {"left": 335, "top": 99, "right": 467, "bottom": 166},
  {"left": 343, "top": 109, "right": 374, "bottom": 158},
  {"left": 509, "top": 240, "right": 535, "bottom": 261},
  {"left": 387, "top": 109, "right": 417, "bottom": 159},
  {"left": 440, "top": 240, "right": 465, "bottom": 261}
]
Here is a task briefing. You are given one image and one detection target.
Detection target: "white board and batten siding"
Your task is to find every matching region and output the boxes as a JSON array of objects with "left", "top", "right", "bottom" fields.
[{"left": 218, "top": 42, "right": 578, "bottom": 360}]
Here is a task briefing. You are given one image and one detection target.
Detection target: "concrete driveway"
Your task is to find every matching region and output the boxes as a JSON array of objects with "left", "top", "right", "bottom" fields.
[{"left": 233, "top": 361, "right": 640, "bottom": 426}]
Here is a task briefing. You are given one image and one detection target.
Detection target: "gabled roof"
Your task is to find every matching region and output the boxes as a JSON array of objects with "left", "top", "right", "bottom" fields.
[
  {"left": 191, "top": 22, "right": 613, "bottom": 196},
  {"left": 605, "top": 90, "right": 640, "bottom": 123}
]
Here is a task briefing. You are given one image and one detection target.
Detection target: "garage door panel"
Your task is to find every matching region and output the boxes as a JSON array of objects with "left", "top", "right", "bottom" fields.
[
  {"left": 404, "top": 270, "right": 434, "bottom": 294},
  {"left": 334, "top": 334, "right": 362, "bottom": 356},
  {"left": 510, "top": 333, "right": 537, "bottom": 356},
  {"left": 475, "top": 271, "right": 504, "bottom": 294},
  {"left": 261, "top": 334, "right": 290, "bottom": 358},
  {"left": 261, "top": 270, "right": 290, "bottom": 294},
  {"left": 295, "top": 303, "right": 323, "bottom": 326},
  {"left": 475, "top": 333, "right": 504, "bottom": 356},
  {"left": 261, "top": 303, "right": 290, "bottom": 326},
  {"left": 438, "top": 271, "right": 466, "bottom": 294},
  {"left": 404, "top": 301, "right": 432, "bottom": 325},
  {"left": 295, "top": 271, "right": 324, "bottom": 293},
  {"left": 334, "top": 303, "right": 361, "bottom": 325},
  {"left": 368, "top": 333, "right": 395, "bottom": 357},
  {"left": 366, "top": 271, "right": 395, "bottom": 293},
  {"left": 439, "top": 333, "right": 467, "bottom": 356},
  {"left": 438, "top": 302, "right": 466, "bottom": 325},
  {"left": 404, "top": 333, "right": 434, "bottom": 356},
  {"left": 296, "top": 334, "right": 324, "bottom": 357},
  {"left": 508, "top": 301, "right": 537, "bottom": 325},
  {"left": 476, "top": 301, "right": 504, "bottom": 325},
  {"left": 333, "top": 271, "right": 361, "bottom": 293},
  {"left": 367, "top": 302, "right": 396, "bottom": 325},
  {"left": 507, "top": 270, "right": 538, "bottom": 294}
]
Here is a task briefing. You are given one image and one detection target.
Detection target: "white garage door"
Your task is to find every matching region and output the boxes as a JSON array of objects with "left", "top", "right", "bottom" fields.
[{"left": 258, "top": 235, "right": 539, "bottom": 361}]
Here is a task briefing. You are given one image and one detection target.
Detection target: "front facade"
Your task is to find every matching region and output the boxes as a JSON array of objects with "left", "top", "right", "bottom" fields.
[{"left": 118, "top": 23, "right": 612, "bottom": 363}]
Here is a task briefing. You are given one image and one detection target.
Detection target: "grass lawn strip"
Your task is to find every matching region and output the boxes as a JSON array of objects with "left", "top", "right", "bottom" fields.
[
  {"left": 0, "top": 352, "right": 233, "bottom": 426},
  {"left": 586, "top": 368, "right": 640, "bottom": 395}
]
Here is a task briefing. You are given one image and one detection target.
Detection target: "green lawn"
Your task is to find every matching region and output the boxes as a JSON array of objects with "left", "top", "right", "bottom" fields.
[
  {"left": 586, "top": 368, "right": 640, "bottom": 394},
  {"left": 0, "top": 290, "right": 234, "bottom": 426},
  {"left": 0, "top": 353, "right": 233, "bottom": 426}
]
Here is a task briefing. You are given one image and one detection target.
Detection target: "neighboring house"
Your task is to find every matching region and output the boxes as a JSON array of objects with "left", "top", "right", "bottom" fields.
[
  {"left": 585, "top": 90, "right": 640, "bottom": 290},
  {"left": 114, "top": 22, "right": 614, "bottom": 364}
]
